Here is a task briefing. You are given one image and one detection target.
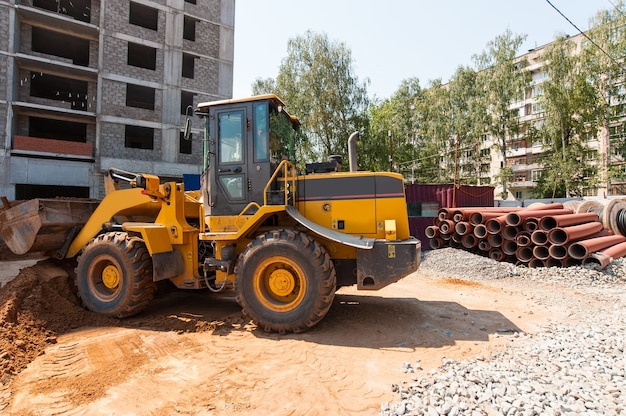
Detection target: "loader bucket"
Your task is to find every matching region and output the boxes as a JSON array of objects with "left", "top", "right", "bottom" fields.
[{"left": 0, "top": 198, "right": 99, "bottom": 258}]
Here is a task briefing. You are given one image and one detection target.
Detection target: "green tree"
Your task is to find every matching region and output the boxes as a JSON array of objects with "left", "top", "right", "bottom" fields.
[
  {"left": 364, "top": 78, "right": 422, "bottom": 174},
  {"left": 413, "top": 79, "right": 454, "bottom": 183},
  {"left": 532, "top": 36, "right": 601, "bottom": 198},
  {"left": 586, "top": 1, "right": 626, "bottom": 195},
  {"left": 446, "top": 66, "right": 490, "bottom": 185},
  {"left": 253, "top": 31, "right": 369, "bottom": 164},
  {"left": 251, "top": 77, "right": 276, "bottom": 95},
  {"left": 474, "top": 30, "right": 530, "bottom": 199}
]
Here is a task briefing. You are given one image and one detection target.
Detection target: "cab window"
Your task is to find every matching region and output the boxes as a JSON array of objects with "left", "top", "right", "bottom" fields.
[
  {"left": 219, "top": 111, "right": 243, "bottom": 164},
  {"left": 253, "top": 102, "right": 269, "bottom": 161}
]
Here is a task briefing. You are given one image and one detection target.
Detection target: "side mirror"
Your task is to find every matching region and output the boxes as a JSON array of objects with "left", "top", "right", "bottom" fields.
[
  {"left": 183, "top": 105, "right": 193, "bottom": 140},
  {"left": 183, "top": 117, "right": 192, "bottom": 140}
]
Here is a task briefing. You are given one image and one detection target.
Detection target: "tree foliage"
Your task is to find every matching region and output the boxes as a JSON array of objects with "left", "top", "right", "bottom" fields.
[
  {"left": 363, "top": 78, "right": 421, "bottom": 173},
  {"left": 532, "top": 36, "right": 601, "bottom": 198},
  {"left": 446, "top": 66, "right": 490, "bottom": 185},
  {"left": 412, "top": 79, "right": 453, "bottom": 182},
  {"left": 473, "top": 30, "right": 530, "bottom": 198},
  {"left": 249, "top": 5, "right": 625, "bottom": 199},
  {"left": 585, "top": 1, "right": 626, "bottom": 193},
  {"left": 253, "top": 31, "right": 369, "bottom": 164}
]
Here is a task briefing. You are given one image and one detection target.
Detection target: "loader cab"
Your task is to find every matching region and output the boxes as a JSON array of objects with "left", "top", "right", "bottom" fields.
[{"left": 196, "top": 94, "right": 300, "bottom": 216}]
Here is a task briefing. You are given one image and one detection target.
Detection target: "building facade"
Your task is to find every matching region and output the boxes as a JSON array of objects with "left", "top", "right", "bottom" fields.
[
  {"left": 0, "top": 0, "right": 234, "bottom": 200},
  {"left": 454, "top": 33, "right": 624, "bottom": 201}
]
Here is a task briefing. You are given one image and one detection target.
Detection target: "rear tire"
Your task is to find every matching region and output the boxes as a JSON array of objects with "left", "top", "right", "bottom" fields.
[
  {"left": 234, "top": 229, "right": 336, "bottom": 333},
  {"left": 75, "top": 232, "right": 155, "bottom": 318}
]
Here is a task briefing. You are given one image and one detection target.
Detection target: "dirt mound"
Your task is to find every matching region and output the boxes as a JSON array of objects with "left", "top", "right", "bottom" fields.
[
  {"left": 0, "top": 260, "right": 115, "bottom": 382},
  {"left": 0, "top": 261, "right": 248, "bottom": 384}
]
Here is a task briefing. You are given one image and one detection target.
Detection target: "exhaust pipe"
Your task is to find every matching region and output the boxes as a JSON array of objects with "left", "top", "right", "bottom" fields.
[{"left": 348, "top": 131, "right": 359, "bottom": 172}]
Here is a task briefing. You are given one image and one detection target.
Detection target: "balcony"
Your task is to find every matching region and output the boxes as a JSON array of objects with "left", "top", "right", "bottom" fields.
[
  {"left": 510, "top": 180, "right": 537, "bottom": 189},
  {"left": 16, "top": 4, "right": 99, "bottom": 39}
]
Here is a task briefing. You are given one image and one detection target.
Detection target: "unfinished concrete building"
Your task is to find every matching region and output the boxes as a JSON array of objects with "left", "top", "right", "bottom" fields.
[{"left": 0, "top": 0, "right": 235, "bottom": 199}]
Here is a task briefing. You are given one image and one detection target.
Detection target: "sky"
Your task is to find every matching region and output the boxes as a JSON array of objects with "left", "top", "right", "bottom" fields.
[{"left": 232, "top": 0, "right": 611, "bottom": 100}]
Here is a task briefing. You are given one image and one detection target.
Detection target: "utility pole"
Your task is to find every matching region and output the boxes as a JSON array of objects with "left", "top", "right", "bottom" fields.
[{"left": 388, "top": 130, "right": 393, "bottom": 171}]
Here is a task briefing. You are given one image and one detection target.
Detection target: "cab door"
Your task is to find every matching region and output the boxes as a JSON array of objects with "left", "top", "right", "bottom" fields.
[{"left": 215, "top": 107, "right": 249, "bottom": 214}]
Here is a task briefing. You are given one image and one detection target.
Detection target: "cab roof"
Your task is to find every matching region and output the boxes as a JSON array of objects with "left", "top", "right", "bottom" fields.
[{"left": 196, "top": 94, "right": 301, "bottom": 126}]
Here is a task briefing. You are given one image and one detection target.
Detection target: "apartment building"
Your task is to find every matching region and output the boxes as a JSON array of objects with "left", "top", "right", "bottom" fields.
[
  {"left": 0, "top": 0, "right": 235, "bottom": 200},
  {"left": 456, "top": 33, "right": 625, "bottom": 200}
]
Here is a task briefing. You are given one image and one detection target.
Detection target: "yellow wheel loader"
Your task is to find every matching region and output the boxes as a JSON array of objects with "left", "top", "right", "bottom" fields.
[{"left": 0, "top": 95, "right": 421, "bottom": 333}]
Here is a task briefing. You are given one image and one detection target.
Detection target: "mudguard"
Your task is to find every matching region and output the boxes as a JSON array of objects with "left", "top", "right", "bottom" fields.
[{"left": 285, "top": 205, "right": 375, "bottom": 249}]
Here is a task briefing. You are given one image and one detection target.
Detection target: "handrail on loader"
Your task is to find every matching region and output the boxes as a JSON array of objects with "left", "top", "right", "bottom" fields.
[{"left": 263, "top": 160, "right": 297, "bottom": 206}]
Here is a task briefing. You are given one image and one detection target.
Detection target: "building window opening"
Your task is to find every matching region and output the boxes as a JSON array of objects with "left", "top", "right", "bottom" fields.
[
  {"left": 33, "top": 0, "right": 91, "bottom": 23},
  {"left": 30, "top": 72, "right": 88, "bottom": 111},
  {"left": 182, "top": 53, "right": 195, "bottom": 78},
  {"left": 127, "top": 43, "right": 157, "bottom": 70},
  {"left": 183, "top": 16, "right": 196, "bottom": 41},
  {"left": 125, "top": 125, "right": 154, "bottom": 149},
  {"left": 29, "top": 117, "right": 87, "bottom": 142},
  {"left": 181, "top": 91, "right": 194, "bottom": 115},
  {"left": 126, "top": 84, "right": 155, "bottom": 110},
  {"left": 179, "top": 132, "right": 192, "bottom": 154},
  {"left": 129, "top": 2, "right": 158, "bottom": 31},
  {"left": 32, "top": 27, "right": 89, "bottom": 66},
  {"left": 16, "top": 184, "right": 89, "bottom": 199}
]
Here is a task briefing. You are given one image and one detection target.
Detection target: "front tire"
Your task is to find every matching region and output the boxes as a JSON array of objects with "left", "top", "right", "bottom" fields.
[
  {"left": 75, "top": 232, "right": 155, "bottom": 318},
  {"left": 235, "top": 229, "right": 336, "bottom": 333}
]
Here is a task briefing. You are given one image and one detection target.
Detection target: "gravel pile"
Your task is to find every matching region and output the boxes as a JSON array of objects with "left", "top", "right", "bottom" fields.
[{"left": 381, "top": 248, "right": 626, "bottom": 416}]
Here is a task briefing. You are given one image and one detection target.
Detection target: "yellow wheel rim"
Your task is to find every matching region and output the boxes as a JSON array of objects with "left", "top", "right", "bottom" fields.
[
  {"left": 102, "top": 264, "right": 121, "bottom": 289},
  {"left": 253, "top": 256, "right": 306, "bottom": 312}
]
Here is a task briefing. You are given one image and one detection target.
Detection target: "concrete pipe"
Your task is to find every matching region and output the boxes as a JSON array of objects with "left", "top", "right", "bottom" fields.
[
  {"left": 528, "top": 258, "right": 545, "bottom": 268},
  {"left": 489, "top": 248, "right": 504, "bottom": 261},
  {"left": 487, "top": 232, "right": 503, "bottom": 248},
  {"left": 562, "top": 257, "right": 580, "bottom": 267},
  {"left": 461, "top": 233, "right": 479, "bottom": 249},
  {"left": 531, "top": 229, "right": 549, "bottom": 246},
  {"left": 515, "top": 231, "right": 532, "bottom": 247},
  {"left": 525, "top": 202, "right": 564, "bottom": 210},
  {"left": 473, "top": 224, "right": 488, "bottom": 239},
  {"left": 568, "top": 234, "right": 626, "bottom": 260},
  {"left": 502, "top": 240, "right": 518, "bottom": 256},
  {"left": 502, "top": 225, "right": 520, "bottom": 241},
  {"left": 437, "top": 208, "right": 451, "bottom": 222},
  {"left": 539, "top": 212, "right": 599, "bottom": 231},
  {"left": 533, "top": 245, "right": 551, "bottom": 261},
  {"left": 429, "top": 237, "right": 446, "bottom": 250},
  {"left": 453, "top": 207, "right": 520, "bottom": 223},
  {"left": 545, "top": 257, "right": 563, "bottom": 268},
  {"left": 523, "top": 218, "right": 539, "bottom": 232},
  {"left": 548, "top": 221, "right": 604, "bottom": 246},
  {"left": 486, "top": 215, "right": 508, "bottom": 234},
  {"left": 548, "top": 244, "right": 569, "bottom": 260},
  {"left": 583, "top": 240, "right": 626, "bottom": 270},
  {"left": 425, "top": 225, "right": 440, "bottom": 239},
  {"left": 470, "top": 211, "right": 508, "bottom": 226},
  {"left": 455, "top": 221, "right": 473, "bottom": 236},
  {"left": 515, "top": 246, "right": 534, "bottom": 262},
  {"left": 505, "top": 209, "right": 573, "bottom": 227},
  {"left": 439, "top": 219, "right": 456, "bottom": 234}
]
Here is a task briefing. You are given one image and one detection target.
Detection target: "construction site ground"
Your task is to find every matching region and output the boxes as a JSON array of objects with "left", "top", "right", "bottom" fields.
[{"left": 0, "top": 256, "right": 566, "bottom": 416}]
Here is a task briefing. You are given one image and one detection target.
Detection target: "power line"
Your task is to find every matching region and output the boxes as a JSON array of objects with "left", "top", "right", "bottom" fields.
[
  {"left": 607, "top": 0, "right": 626, "bottom": 17},
  {"left": 545, "top": 0, "right": 625, "bottom": 70}
]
